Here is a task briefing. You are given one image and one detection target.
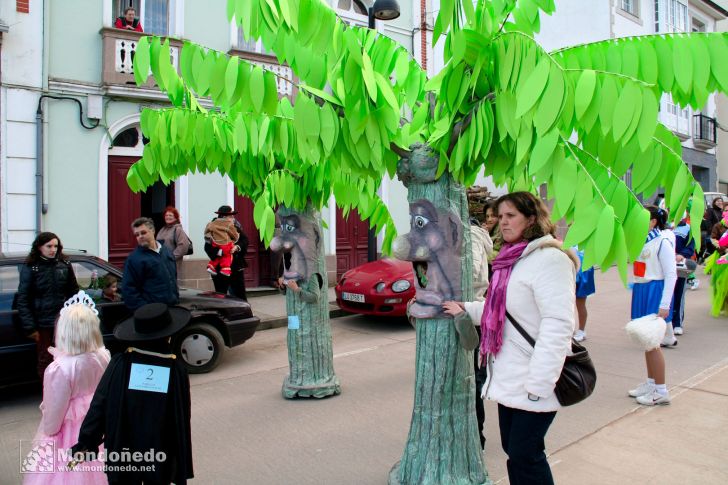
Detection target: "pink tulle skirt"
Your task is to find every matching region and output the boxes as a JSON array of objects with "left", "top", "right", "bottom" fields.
[{"left": 23, "top": 394, "right": 107, "bottom": 485}]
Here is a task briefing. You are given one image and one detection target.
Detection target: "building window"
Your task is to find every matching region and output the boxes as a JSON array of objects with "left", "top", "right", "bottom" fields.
[
  {"left": 620, "top": 0, "right": 639, "bottom": 17},
  {"left": 338, "top": 0, "right": 368, "bottom": 16},
  {"left": 236, "top": 27, "right": 269, "bottom": 54},
  {"left": 692, "top": 17, "right": 706, "bottom": 33},
  {"left": 112, "top": 0, "right": 169, "bottom": 35},
  {"left": 112, "top": 127, "right": 140, "bottom": 148},
  {"left": 663, "top": 93, "right": 690, "bottom": 135},
  {"left": 655, "top": 0, "right": 687, "bottom": 33}
]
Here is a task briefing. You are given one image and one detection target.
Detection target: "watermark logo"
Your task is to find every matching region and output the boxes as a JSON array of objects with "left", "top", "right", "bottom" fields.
[{"left": 20, "top": 440, "right": 55, "bottom": 474}]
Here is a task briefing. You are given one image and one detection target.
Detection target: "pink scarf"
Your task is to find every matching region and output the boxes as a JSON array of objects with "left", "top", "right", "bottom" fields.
[{"left": 480, "top": 240, "right": 529, "bottom": 356}]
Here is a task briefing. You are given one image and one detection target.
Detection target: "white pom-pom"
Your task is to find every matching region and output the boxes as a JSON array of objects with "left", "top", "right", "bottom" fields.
[{"left": 625, "top": 314, "right": 666, "bottom": 351}]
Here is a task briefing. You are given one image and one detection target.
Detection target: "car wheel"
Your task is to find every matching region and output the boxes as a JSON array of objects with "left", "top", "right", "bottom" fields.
[{"left": 174, "top": 322, "right": 225, "bottom": 374}]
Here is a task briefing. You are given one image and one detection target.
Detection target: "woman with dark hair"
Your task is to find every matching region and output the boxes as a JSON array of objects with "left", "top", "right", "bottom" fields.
[
  {"left": 444, "top": 191, "right": 577, "bottom": 484},
  {"left": 16, "top": 232, "right": 79, "bottom": 381},
  {"left": 482, "top": 200, "right": 503, "bottom": 263},
  {"left": 628, "top": 205, "right": 677, "bottom": 406},
  {"left": 157, "top": 206, "right": 192, "bottom": 275}
]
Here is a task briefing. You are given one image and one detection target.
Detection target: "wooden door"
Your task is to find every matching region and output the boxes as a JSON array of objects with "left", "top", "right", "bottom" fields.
[
  {"left": 335, "top": 208, "right": 369, "bottom": 280},
  {"left": 108, "top": 156, "right": 142, "bottom": 268},
  {"left": 108, "top": 156, "right": 174, "bottom": 268},
  {"left": 234, "top": 195, "right": 273, "bottom": 287}
]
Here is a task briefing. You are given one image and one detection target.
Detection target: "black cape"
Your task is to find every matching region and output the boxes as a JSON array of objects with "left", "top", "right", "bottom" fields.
[{"left": 73, "top": 349, "right": 193, "bottom": 484}]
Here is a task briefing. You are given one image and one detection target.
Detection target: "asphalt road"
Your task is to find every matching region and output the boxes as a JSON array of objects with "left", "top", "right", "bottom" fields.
[{"left": 1, "top": 269, "right": 727, "bottom": 484}]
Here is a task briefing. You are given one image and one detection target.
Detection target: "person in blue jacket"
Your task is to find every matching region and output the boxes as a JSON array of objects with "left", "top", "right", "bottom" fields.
[
  {"left": 122, "top": 217, "right": 179, "bottom": 311},
  {"left": 672, "top": 217, "right": 696, "bottom": 335}
]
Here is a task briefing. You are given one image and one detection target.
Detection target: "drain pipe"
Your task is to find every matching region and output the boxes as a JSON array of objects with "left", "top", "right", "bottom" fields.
[{"left": 35, "top": 106, "right": 44, "bottom": 235}]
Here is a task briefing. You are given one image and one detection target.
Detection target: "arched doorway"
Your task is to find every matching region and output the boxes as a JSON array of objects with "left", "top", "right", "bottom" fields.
[{"left": 107, "top": 126, "right": 174, "bottom": 267}]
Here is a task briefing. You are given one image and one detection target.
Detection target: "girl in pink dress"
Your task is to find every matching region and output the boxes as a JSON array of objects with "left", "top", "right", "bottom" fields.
[{"left": 23, "top": 291, "right": 110, "bottom": 484}]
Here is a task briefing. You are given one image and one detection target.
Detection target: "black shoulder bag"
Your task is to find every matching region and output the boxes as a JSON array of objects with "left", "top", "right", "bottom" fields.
[
  {"left": 173, "top": 226, "right": 194, "bottom": 255},
  {"left": 505, "top": 311, "right": 596, "bottom": 406}
]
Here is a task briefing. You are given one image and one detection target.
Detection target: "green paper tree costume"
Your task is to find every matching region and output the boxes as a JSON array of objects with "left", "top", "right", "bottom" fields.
[
  {"left": 270, "top": 207, "right": 341, "bottom": 398},
  {"left": 126, "top": 0, "right": 728, "bottom": 482}
]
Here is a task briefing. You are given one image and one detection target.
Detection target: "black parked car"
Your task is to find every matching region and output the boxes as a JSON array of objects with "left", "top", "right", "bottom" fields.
[{"left": 0, "top": 252, "right": 260, "bottom": 386}]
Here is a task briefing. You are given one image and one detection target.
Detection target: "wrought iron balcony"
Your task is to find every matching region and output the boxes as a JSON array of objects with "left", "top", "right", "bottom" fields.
[{"left": 693, "top": 113, "right": 717, "bottom": 149}]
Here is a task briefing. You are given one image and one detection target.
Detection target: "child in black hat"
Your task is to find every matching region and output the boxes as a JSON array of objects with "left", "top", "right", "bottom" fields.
[{"left": 71, "top": 303, "right": 193, "bottom": 485}]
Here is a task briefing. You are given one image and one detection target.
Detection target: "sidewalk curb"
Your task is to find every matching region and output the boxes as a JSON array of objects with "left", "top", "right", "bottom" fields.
[{"left": 255, "top": 304, "right": 351, "bottom": 331}]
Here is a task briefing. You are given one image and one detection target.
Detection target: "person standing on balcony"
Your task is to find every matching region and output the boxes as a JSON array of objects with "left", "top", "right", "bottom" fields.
[{"left": 114, "top": 7, "right": 143, "bottom": 32}]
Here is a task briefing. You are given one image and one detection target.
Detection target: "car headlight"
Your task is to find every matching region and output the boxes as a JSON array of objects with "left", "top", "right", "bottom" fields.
[
  {"left": 375, "top": 282, "right": 386, "bottom": 292},
  {"left": 392, "top": 279, "right": 411, "bottom": 293}
]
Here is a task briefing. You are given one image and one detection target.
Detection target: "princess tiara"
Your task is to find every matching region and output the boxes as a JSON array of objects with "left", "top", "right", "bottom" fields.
[{"left": 60, "top": 290, "right": 98, "bottom": 316}]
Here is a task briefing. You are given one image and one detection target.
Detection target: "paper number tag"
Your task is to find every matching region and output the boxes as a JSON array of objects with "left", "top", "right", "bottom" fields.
[
  {"left": 128, "top": 363, "right": 170, "bottom": 393},
  {"left": 288, "top": 315, "right": 300, "bottom": 330}
]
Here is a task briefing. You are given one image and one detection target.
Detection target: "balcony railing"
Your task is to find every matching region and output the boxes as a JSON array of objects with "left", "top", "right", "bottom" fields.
[
  {"left": 102, "top": 27, "right": 181, "bottom": 88},
  {"left": 102, "top": 28, "right": 294, "bottom": 100},
  {"left": 227, "top": 48, "right": 295, "bottom": 98},
  {"left": 693, "top": 114, "right": 717, "bottom": 148}
]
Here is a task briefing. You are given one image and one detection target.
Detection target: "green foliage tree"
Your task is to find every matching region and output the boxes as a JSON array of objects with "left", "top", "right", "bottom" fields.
[{"left": 128, "top": 0, "right": 728, "bottom": 482}]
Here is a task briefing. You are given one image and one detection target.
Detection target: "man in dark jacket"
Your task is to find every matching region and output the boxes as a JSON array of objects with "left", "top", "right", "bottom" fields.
[
  {"left": 72, "top": 303, "right": 193, "bottom": 485},
  {"left": 204, "top": 206, "right": 248, "bottom": 300},
  {"left": 122, "top": 217, "right": 179, "bottom": 310}
]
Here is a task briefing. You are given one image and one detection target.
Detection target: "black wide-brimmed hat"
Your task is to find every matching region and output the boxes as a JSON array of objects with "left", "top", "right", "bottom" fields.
[
  {"left": 114, "top": 303, "right": 190, "bottom": 342},
  {"left": 215, "top": 205, "right": 238, "bottom": 216}
]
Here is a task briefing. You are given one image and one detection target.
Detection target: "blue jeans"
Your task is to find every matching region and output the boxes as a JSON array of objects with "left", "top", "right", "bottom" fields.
[
  {"left": 498, "top": 404, "right": 557, "bottom": 485},
  {"left": 672, "top": 277, "right": 687, "bottom": 328}
]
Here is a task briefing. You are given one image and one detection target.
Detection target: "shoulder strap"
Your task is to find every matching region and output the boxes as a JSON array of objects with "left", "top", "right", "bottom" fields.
[{"left": 505, "top": 310, "right": 536, "bottom": 348}]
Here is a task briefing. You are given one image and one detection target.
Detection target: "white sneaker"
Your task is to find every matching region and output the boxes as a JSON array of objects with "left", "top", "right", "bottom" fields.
[
  {"left": 628, "top": 382, "right": 655, "bottom": 397},
  {"left": 689, "top": 279, "right": 700, "bottom": 291},
  {"left": 635, "top": 390, "right": 671, "bottom": 406},
  {"left": 573, "top": 329, "right": 586, "bottom": 342},
  {"left": 660, "top": 336, "right": 678, "bottom": 347},
  {"left": 673, "top": 326, "right": 683, "bottom": 335}
]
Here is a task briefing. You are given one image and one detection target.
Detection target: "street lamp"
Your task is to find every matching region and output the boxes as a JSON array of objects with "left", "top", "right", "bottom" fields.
[
  {"left": 365, "top": 0, "right": 400, "bottom": 261},
  {"left": 368, "top": 0, "right": 401, "bottom": 27}
]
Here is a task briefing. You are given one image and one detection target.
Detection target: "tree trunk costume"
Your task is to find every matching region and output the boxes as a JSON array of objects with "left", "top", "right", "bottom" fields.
[
  {"left": 271, "top": 207, "right": 340, "bottom": 399},
  {"left": 389, "top": 145, "right": 489, "bottom": 485}
]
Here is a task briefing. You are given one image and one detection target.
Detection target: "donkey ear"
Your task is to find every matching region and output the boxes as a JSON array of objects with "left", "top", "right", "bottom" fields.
[{"left": 446, "top": 210, "right": 464, "bottom": 252}]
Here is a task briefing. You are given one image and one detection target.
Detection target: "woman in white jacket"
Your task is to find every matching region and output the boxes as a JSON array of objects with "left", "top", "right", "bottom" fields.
[{"left": 444, "top": 192, "right": 577, "bottom": 485}]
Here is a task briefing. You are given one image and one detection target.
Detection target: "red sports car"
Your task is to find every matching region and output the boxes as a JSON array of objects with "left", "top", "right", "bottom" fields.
[{"left": 335, "top": 258, "right": 415, "bottom": 317}]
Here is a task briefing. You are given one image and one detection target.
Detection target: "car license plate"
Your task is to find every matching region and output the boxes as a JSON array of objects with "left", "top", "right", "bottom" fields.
[{"left": 342, "top": 292, "right": 365, "bottom": 303}]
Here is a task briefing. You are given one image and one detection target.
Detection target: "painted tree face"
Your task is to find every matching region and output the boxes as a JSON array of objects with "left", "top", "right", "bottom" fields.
[
  {"left": 269, "top": 211, "right": 321, "bottom": 282},
  {"left": 392, "top": 199, "right": 463, "bottom": 319}
]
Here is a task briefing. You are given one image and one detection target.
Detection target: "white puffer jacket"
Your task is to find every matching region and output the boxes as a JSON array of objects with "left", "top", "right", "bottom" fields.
[
  {"left": 472, "top": 235, "right": 577, "bottom": 412},
  {"left": 471, "top": 225, "right": 493, "bottom": 302}
]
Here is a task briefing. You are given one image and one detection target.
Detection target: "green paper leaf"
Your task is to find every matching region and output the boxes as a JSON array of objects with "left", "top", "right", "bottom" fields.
[
  {"left": 133, "top": 36, "right": 151, "bottom": 86},
  {"left": 225, "top": 56, "right": 239, "bottom": 102},
  {"left": 623, "top": 203, "right": 650, "bottom": 260},
  {"left": 362, "top": 52, "right": 378, "bottom": 103},
  {"left": 594, "top": 205, "right": 615, "bottom": 265},
  {"left": 612, "top": 82, "right": 638, "bottom": 142},
  {"left": 529, "top": 130, "right": 559, "bottom": 176},
  {"left": 673, "top": 35, "right": 693, "bottom": 96},
  {"left": 574, "top": 70, "right": 596, "bottom": 120},
  {"left": 516, "top": 58, "right": 551, "bottom": 117},
  {"left": 708, "top": 34, "right": 728, "bottom": 92},
  {"left": 533, "top": 64, "right": 564, "bottom": 135},
  {"left": 250, "top": 66, "right": 265, "bottom": 113},
  {"left": 654, "top": 36, "right": 675, "bottom": 92}
]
